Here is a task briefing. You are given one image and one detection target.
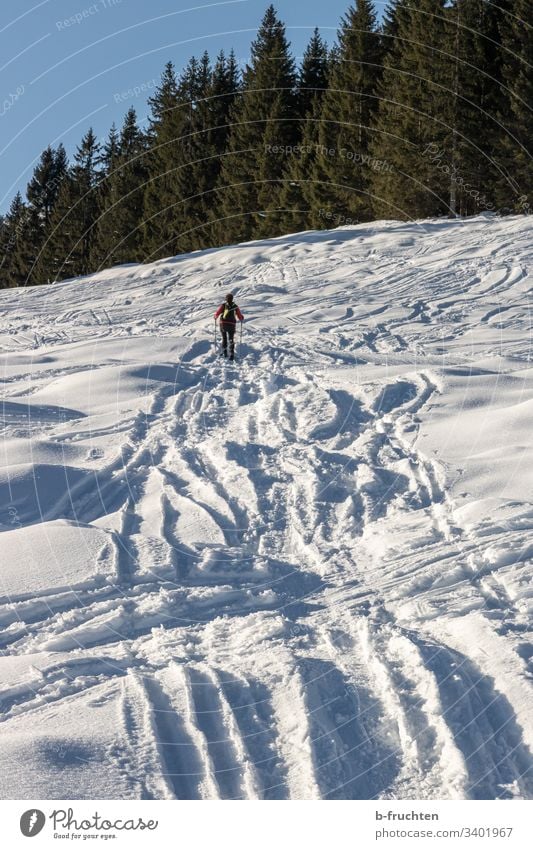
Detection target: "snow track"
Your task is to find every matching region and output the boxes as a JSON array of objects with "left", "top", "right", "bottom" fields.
[{"left": 0, "top": 215, "right": 532, "bottom": 799}]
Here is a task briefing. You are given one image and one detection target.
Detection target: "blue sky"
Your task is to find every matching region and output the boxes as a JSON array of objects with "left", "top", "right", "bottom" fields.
[
  {"left": 0, "top": 0, "right": 384, "bottom": 212},
  {"left": 0, "top": 0, "right": 386, "bottom": 215}
]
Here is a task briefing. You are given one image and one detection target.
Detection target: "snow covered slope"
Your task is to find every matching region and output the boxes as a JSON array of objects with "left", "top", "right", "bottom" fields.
[{"left": 0, "top": 214, "right": 532, "bottom": 800}]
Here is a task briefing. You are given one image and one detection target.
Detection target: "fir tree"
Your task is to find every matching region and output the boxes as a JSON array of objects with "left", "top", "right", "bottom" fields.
[
  {"left": 302, "top": 1, "right": 384, "bottom": 226},
  {"left": 0, "top": 193, "right": 27, "bottom": 287},
  {"left": 175, "top": 51, "right": 240, "bottom": 252},
  {"left": 142, "top": 62, "right": 184, "bottom": 259},
  {"left": 496, "top": 0, "right": 533, "bottom": 211},
  {"left": 43, "top": 129, "right": 101, "bottom": 280},
  {"left": 381, "top": 0, "right": 404, "bottom": 51},
  {"left": 447, "top": 0, "right": 513, "bottom": 216},
  {"left": 298, "top": 28, "right": 330, "bottom": 117},
  {"left": 101, "top": 123, "right": 121, "bottom": 172},
  {"left": 208, "top": 50, "right": 241, "bottom": 166},
  {"left": 92, "top": 110, "right": 149, "bottom": 267},
  {"left": 13, "top": 206, "right": 43, "bottom": 285},
  {"left": 275, "top": 99, "right": 324, "bottom": 235},
  {"left": 89, "top": 124, "right": 120, "bottom": 267},
  {"left": 27, "top": 145, "right": 68, "bottom": 229},
  {"left": 273, "top": 29, "right": 330, "bottom": 235},
  {"left": 171, "top": 53, "right": 213, "bottom": 253},
  {"left": 0, "top": 215, "right": 5, "bottom": 272},
  {"left": 115, "top": 108, "right": 149, "bottom": 259},
  {"left": 214, "top": 6, "right": 298, "bottom": 243},
  {"left": 0, "top": 193, "right": 46, "bottom": 287},
  {"left": 370, "top": 0, "right": 455, "bottom": 219},
  {"left": 23, "top": 144, "right": 69, "bottom": 282}
]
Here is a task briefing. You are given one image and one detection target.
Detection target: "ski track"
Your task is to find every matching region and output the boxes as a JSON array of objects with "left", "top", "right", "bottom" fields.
[{"left": 1, "top": 216, "right": 532, "bottom": 799}]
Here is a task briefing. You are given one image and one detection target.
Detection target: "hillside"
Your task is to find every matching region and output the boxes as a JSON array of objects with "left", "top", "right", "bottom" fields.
[{"left": 0, "top": 214, "right": 532, "bottom": 800}]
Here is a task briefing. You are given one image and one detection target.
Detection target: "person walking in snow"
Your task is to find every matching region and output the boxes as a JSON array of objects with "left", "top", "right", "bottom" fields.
[{"left": 214, "top": 293, "right": 244, "bottom": 361}]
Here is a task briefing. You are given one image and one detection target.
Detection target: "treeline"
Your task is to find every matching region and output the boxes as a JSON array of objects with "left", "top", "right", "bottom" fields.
[{"left": 1, "top": 1, "right": 531, "bottom": 288}]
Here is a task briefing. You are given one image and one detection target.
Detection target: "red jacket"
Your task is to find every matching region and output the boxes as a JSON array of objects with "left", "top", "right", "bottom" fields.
[{"left": 215, "top": 302, "right": 244, "bottom": 325}]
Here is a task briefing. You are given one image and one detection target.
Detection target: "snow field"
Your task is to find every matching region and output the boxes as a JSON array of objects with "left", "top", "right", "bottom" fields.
[{"left": 0, "top": 214, "right": 532, "bottom": 799}]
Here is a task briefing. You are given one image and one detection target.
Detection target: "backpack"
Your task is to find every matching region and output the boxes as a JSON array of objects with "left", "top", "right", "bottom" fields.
[{"left": 222, "top": 302, "right": 239, "bottom": 321}]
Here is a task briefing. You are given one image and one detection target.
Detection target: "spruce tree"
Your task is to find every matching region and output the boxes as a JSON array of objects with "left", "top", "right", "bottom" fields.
[
  {"left": 12, "top": 206, "right": 43, "bottom": 286},
  {"left": 175, "top": 51, "right": 240, "bottom": 252},
  {"left": 171, "top": 53, "right": 213, "bottom": 253},
  {"left": 298, "top": 28, "right": 330, "bottom": 117},
  {"left": 447, "top": 0, "right": 513, "bottom": 216},
  {"left": 381, "top": 0, "right": 404, "bottom": 51},
  {"left": 496, "top": 0, "right": 533, "bottom": 211},
  {"left": 23, "top": 144, "right": 68, "bottom": 283},
  {"left": 0, "top": 215, "right": 5, "bottom": 276},
  {"left": 370, "top": 0, "right": 455, "bottom": 219},
  {"left": 276, "top": 112, "right": 321, "bottom": 234},
  {"left": 142, "top": 62, "right": 184, "bottom": 259},
  {"left": 101, "top": 123, "right": 121, "bottom": 173},
  {"left": 92, "top": 110, "right": 148, "bottom": 268},
  {"left": 43, "top": 129, "right": 101, "bottom": 280},
  {"left": 214, "top": 5, "right": 298, "bottom": 244},
  {"left": 208, "top": 50, "right": 241, "bottom": 169},
  {"left": 306, "top": 1, "right": 384, "bottom": 226},
  {"left": 276, "top": 65, "right": 335, "bottom": 234},
  {"left": 274, "top": 29, "right": 330, "bottom": 235},
  {"left": 115, "top": 108, "right": 149, "bottom": 261},
  {"left": 0, "top": 216, "right": 7, "bottom": 288},
  {"left": 89, "top": 124, "right": 120, "bottom": 268},
  {"left": 27, "top": 145, "right": 67, "bottom": 230},
  {"left": 0, "top": 193, "right": 46, "bottom": 287},
  {"left": 0, "top": 193, "right": 27, "bottom": 287}
]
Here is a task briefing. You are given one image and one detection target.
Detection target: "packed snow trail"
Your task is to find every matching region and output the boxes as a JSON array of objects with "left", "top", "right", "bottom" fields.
[{"left": 0, "top": 215, "right": 532, "bottom": 799}]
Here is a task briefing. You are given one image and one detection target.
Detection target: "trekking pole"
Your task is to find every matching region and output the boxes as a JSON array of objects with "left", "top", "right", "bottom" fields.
[
  {"left": 240, "top": 320, "right": 243, "bottom": 360},
  {"left": 214, "top": 318, "right": 217, "bottom": 356}
]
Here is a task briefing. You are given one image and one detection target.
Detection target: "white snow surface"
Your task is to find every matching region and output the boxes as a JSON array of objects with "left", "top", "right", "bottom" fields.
[{"left": 1, "top": 214, "right": 533, "bottom": 800}]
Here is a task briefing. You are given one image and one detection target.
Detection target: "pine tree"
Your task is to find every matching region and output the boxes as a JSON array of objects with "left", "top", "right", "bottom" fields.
[
  {"left": 298, "top": 28, "right": 330, "bottom": 117},
  {"left": 496, "top": 0, "right": 533, "bottom": 212},
  {"left": 273, "top": 29, "right": 330, "bottom": 235},
  {"left": 115, "top": 108, "right": 149, "bottom": 260},
  {"left": 27, "top": 145, "right": 68, "bottom": 229},
  {"left": 0, "top": 193, "right": 45, "bottom": 287},
  {"left": 43, "top": 129, "right": 101, "bottom": 280},
  {"left": 101, "top": 124, "right": 121, "bottom": 173},
  {"left": 214, "top": 5, "right": 298, "bottom": 244},
  {"left": 276, "top": 98, "right": 327, "bottom": 235},
  {"left": 0, "top": 215, "right": 5, "bottom": 275},
  {"left": 0, "top": 193, "right": 27, "bottom": 287},
  {"left": 142, "top": 62, "right": 184, "bottom": 259},
  {"left": 447, "top": 0, "right": 513, "bottom": 216},
  {"left": 208, "top": 50, "right": 241, "bottom": 167},
  {"left": 13, "top": 206, "right": 43, "bottom": 286},
  {"left": 89, "top": 124, "right": 120, "bottom": 267},
  {"left": 381, "top": 0, "right": 404, "bottom": 50},
  {"left": 175, "top": 51, "right": 240, "bottom": 252},
  {"left": 23, "top": 144, "right": 69, "bottom": 283},
  {"left": 370, "top": 0, "right": 455, "bottom": 219},
  {"left": 304, "top": 1, "right": 384, "bottom": 226},
  {"left": 275, "top": 126, "right": 316, "bottom": 233},
  {"left": 92, "top": 110, "right": 149, "bottom": 268},
  {"left": 171, "top": 53, "right": 213, "bottom": 253}
]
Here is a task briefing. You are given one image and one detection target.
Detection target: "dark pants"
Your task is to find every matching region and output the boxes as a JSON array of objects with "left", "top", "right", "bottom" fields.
[{"left": 220, "top": 323, "right": 236, "bottom": 358}]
